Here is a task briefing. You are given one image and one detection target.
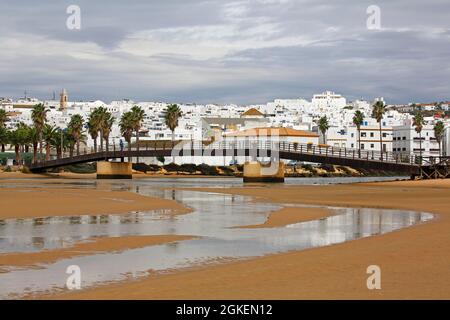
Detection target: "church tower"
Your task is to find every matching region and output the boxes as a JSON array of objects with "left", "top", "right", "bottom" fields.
[{"left": 60, "top": 88, "right": 68, "bottom": 110}]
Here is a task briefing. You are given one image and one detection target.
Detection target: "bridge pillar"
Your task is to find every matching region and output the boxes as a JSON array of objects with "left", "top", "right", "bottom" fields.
[
  {"left": 243, "top": 161, "right": 285, "bottom": 183},
  {"left": 97, "top": 161, "right": 132, "bottom": 179}
]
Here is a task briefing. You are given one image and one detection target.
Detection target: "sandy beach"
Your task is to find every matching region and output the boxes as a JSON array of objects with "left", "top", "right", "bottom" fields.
[
  {"left": 0, "top": 187, "right": 190, "bottom": 219},
  {"left": 39, "top": 178, "right": 450, "bottom": 299}
]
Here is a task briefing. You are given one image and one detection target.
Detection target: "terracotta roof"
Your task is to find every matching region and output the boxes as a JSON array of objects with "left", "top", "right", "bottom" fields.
[
  {"left": 226, "top": 127, "right": 319, "bottom": 138},
  {"left": 242, "top": 108, "right": 264, "bottom": 116}
]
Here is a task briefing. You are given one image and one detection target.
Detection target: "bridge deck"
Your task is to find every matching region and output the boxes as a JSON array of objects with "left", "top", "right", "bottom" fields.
[{"left": 28, "top": 142, "right": 424, "bottom": 175}]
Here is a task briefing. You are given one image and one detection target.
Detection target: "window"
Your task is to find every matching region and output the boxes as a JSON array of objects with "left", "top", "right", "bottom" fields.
[
  {"left": 361, "top": 144, "right": 365, "bottom": 150},
  {"left": 361, "top": 132, "right": 367, "bottom": 137},
  {"left": 370, "top": 144, "right": 374, "bottom": 148},
  {"left": 382, "top": 133, "right": 387, "bottom": 138},
  {"left": 402, "top": 147, "right": 406, "bottom": 151},
  {"left": 351, "top": 143, "right": 354, "bottom": 148},
  {"left": 402, "top": 137, "right": 406, "bottom": 140},
  {"left": 370, "top": 132, "right": 374, "bottom": 137},
  {"left": 351, "top": 133, "right": 354, "bottom": 138}
]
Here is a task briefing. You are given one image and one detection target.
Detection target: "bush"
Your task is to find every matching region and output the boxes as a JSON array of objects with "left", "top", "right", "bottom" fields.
[
  {"left": 197, "top": 164, "right": 219, "bottom": 175},
  {"left": 21, "top": 166, "right": 31, "bottom": 174},
  {"left": 164, "top": 163, "right": 181, "bottom": 172},
  {"left": 320, "top": 164, "right": 335, "bottom": 172},
  {"left": 179, "top": 163, "right": 198, "bottom": 173}
]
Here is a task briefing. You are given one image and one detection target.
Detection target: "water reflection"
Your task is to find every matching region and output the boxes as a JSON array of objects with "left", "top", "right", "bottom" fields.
[{"left": 0, "top": 179, "right": 433, "bottom": 299}]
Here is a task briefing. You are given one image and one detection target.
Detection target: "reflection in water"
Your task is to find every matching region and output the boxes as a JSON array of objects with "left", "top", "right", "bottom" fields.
[{"left": 0, "top": 179, "right": 433, "bottom": 299}]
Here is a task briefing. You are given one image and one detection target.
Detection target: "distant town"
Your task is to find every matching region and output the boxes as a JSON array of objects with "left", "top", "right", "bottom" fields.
[{"left": 1, "top": 90, "right": 449, "bottom": 166}]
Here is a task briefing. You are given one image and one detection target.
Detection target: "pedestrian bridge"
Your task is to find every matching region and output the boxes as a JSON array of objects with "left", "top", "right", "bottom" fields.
[{"left": 27, "top": 141, "right": 447, "bottom": 178}]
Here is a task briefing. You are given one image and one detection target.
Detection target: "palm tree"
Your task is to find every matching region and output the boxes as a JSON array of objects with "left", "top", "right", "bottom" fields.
[
  {"left": 68, "top": 114, "right": 84, "bottom": 155},
  {"left": 87, "top": 108, "right": 102, "bottom": 153},
  {"left": 0, "top": 109, "right": 8, "bottom": 127},
  {"left": 64, "top": 129, "right": 76, "bottom": 157},
  {"left": 119, "top": 111, "right": 134, "bottom": 161},
  {"left": 31, "top": 103, "right": 48, "bottom": 162},
  {"left": 352, "top": 110, "right": 365, "bottom": 153},
  {"left": 101, "top": 112, "right": 114, "bottom": 152},
  {"left": 0, "top": 126, "right": 8, "bottom": 153},
  {"left": 27, "top": 126, "right": 40, "bottom": 163},
  {"left": 317, "top": 116, "right": 329, "bottom": 145},
  {"left": 433, "top": 121, "right": 445, "bottom": 157},
  {"left": 371, "top": 101, "right": 386, "bottom": 159},
  {"left": 9, "top": 123, "right": 29, "bottom": 165},
  {"left": 0, "top": 109, "right": 9, "bottom": 152},
  {"left": 412, "top": 108, "right": 425, "bottom": 164},
  {"left": 43, "top": 124, "right": 57, "bottom": 161},
  {"left": 130, "top": 105, "right": 145, "bottom": 163},
  {"left": 164, "top": 104, "right": 182, "bottom": 163}
]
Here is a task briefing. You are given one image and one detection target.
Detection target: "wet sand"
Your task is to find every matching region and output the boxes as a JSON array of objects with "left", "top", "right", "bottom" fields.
[
  {"left": 0, "top": 187, "right": 190, "bottom": 219},
  {"left": 0, "top": 235, "right": 196, "bottom": 272},
  {"left": 234, "top": 207, "right": 333, "bottom": 229},
  {"left": 46, "top": 179, "right": 450, "bottom": 299}
]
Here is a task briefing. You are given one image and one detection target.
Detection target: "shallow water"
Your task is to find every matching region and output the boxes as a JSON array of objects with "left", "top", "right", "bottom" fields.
[{"left": 0, "top": 177, "right": 432, "bottom": 298}]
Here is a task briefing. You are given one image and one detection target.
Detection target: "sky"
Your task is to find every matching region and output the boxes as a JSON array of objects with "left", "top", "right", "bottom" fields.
[{"left": 0, "top": 0, "right": 449, "bottom": 105}]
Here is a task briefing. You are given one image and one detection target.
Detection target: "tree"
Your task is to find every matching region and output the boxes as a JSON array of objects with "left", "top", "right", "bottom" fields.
[
  {"left": 130, "top": 105, "right": 145, "bottom": 163},
  {"left": 412, "top": 108, "right": 425, "bottom": 164},
  {"left": 119, "top": 111, "right": 134, "bottom": 162},
  {"left": 433, "top": 121, "right": 445, "bottom": 158},
  {"left": 352, "top": 110, "right": 365, "bottom": 153},
  {"left": 31, "top": 103, "right": 48, "bottom": 162},
  {"left": 0, "top": 126, "right": 8, "bottom": 153},
  {"left": 9, "top": 123, "right": 29, "bottom": 165},
  {"left": 90, "top": 107, "right": 114, "bottom": 152},
  {"left": 27, "top": 126, "right": 40, "bottom": 163},
  {"left": 371, "top": 101, "right": 386, "bottom": 159},
  {"left": 157, "top": 155, "right": 165, "bottom": 164},
  {"left": 43, "top": 124, "right": 57, "bottom": 161},
  {"left": 164, "top": 104, "right": 182, "bottom": 163},
  {"left": 0, "top": 109, "right": 9, "bottom": 153},
  {"left": 87, "top": 109, "right": 102, "bottom": 153},
  {"left": 317, "top": 116, "right": 329, "bottom": 145},
  {"left": 101, "top": 111, "right": 114, "bottom": 152},
  {"left": 68, "top": 114, "right": 84, "bottom": 155}
]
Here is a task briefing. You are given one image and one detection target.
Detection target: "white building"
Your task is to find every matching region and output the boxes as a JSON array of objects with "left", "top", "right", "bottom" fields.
[
  {"left": 311, "top": 91, "right": 346, "bottom": 109},
  {"left": 393, "top": 121, "right": 440, "bottom": 158},
  {"left": 347, "top": 125, "right": 393, "bottom": 153}
]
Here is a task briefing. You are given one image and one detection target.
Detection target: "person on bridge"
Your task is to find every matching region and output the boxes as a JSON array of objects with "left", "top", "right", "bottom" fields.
[{"left": 119, "top": 139, "right": 124, "bottom": 152}]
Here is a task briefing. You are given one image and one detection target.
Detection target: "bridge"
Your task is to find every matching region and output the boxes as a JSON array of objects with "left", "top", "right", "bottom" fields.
[{"left": 28, "top": 141, "right": 450, "bottom": 179}]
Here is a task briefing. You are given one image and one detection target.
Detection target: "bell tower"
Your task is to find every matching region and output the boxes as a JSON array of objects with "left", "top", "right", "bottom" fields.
[{"left": 60, "top": 88, "right": 68, "bottom": 110}]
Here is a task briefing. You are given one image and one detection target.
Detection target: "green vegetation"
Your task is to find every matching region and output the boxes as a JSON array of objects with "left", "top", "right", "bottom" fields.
[
  {"left": 433, "top": 121, "right": 445, "bottom": 157},
  {"left": 352, "top": 110, "right": 365, "bottom": 151},
  {"left": 317, "top": 116, "right": 329, "bottom": 144},
  {"left": 371, "top": 100, "right": 386, "bottom": 157}
]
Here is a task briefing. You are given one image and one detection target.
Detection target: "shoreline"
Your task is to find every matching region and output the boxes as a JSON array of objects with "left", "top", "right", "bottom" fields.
[
  {"left": 0, "top": 187, "right": 191, "bottom": 219},
  {"left": 41, "top": 178, "right": 450, "bottom": 299}
]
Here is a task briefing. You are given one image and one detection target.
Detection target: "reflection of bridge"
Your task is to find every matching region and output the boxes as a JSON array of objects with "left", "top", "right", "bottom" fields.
[{"left": 29, "top": 141, "right": 450, "bottom": 178}]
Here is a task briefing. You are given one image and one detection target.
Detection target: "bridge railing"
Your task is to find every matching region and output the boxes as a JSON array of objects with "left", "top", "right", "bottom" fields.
[{"left": 33, "top": 139, "right": 424, "bottom": 167}]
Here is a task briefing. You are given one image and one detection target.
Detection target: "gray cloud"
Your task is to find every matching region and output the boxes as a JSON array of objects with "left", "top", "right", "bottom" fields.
[{"left": 0, "top": 0, "right": 449, "bottom": 104}]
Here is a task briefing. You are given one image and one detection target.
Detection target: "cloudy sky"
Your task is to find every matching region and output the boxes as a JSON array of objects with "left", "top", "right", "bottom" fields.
[{"left": 0, "top": 0, "right": 449, "bottom": 104}]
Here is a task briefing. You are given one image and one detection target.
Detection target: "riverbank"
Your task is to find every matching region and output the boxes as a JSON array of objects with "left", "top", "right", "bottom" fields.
[
  {"left": 43, "top": 179, "right": 450, "bottom": 299},
  {"left": 0, "top": 187, "right": 190, "bottom": 219}
]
